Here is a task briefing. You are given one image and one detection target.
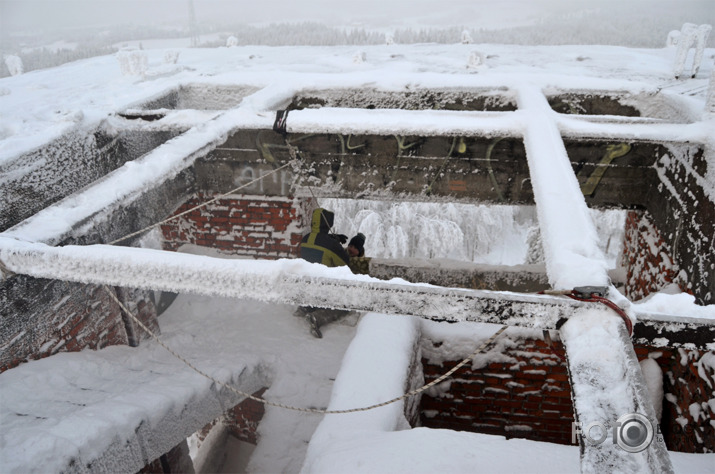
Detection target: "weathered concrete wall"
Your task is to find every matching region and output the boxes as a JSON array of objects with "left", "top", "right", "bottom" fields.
[
  {"left": 200, "top": 129, "right": 677, "bottom": 210},
  {"left": 0, "top": 127, "right": 181, "bottom": 232},
  {"left": 568, "top": 140, "right": 661, "bottom": 209},
  {"left": 370, "top": 259, "right": 550, "bottom": 293},
  {"left": 290, "top": 88, "right": 518, "bottom": 111}
]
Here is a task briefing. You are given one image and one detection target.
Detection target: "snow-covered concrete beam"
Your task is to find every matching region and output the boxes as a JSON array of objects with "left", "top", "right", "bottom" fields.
[
  {"left": 562, "top": 310, "right": 674, "bottom": 474},
  {"left": 517, "top": 85, "right": 675, "bottom": 474},
  {"left": 0, "top": 238, "right": 712, "bottom": 349}
]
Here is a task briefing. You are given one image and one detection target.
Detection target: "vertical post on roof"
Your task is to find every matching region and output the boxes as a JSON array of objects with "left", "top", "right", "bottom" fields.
[
  {"left": 188, "top": 0, "right": 199, "bottom": 47},
  {"left": 516, "top": 85, "right": 674, "bottom": 473}
]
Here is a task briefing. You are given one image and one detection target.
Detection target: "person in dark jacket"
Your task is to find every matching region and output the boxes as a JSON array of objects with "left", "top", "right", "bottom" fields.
[
  {"left": 297, "top": 208, "right": 352, "bottom": 338},
  {"left": 299, "top": 208, "right": 350, "bottom": 267}
]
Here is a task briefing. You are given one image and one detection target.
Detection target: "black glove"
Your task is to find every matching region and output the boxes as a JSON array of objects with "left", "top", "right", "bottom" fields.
[{"left": 331, "top": 234, "right": 348, "bottom": 244}]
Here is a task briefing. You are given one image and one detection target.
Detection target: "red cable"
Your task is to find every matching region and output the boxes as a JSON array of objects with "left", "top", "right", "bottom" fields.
[{"left": 566, "top": 291, "right": 634, "bottom": 337}]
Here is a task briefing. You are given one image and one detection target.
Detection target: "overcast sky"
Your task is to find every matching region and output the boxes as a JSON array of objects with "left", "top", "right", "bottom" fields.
[
  {"left": 0, "top": 0, "right": 596, "bottom": 31},
  {"left": 1, "top": 0, "right": 712, "bottom": 33}
]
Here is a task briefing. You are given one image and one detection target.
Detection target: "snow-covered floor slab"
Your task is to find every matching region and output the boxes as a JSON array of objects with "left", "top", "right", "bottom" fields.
[{"left": 0, "top": 296, "right": 358, "bottom": 473}]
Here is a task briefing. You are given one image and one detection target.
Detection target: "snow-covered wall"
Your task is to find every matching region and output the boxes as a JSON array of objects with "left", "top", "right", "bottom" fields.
[
  {"left": 623, "top": 210, "right": 684, "bottom": 301},
  {"left": 634, "top": 346, "right": 715, "bottom": 453},
  {"left": 0, "top": 166, "right": 195, "bottom": 371}
]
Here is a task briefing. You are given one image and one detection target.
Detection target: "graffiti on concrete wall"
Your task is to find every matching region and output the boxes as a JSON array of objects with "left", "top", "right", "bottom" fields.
[
  {"left": 580, "top": 143, "right": 632, "bottom": 197},
  {"left": 233, "top": 165, "right": 294, "bottom": 196}
]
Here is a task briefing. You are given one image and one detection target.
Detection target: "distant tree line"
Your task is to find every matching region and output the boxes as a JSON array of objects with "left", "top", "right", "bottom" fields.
[{"left": 202, "top": 22, "right": 385, "bottom": 47}]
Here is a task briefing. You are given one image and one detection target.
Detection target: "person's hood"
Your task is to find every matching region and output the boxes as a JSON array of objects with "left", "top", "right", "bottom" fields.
[{"left": 311, "top": 208, "right": 334, "bottom": 233}]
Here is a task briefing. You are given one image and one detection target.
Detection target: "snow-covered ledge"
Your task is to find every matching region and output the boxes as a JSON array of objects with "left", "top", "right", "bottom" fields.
[
  {"left": 1, "top": 238, "right": 711, "bottom": 345},
  {"left": 0, "top": 340, "right": 270, "bottom": 473},
  {"left": 301, "top": 313, "right": 423, "bottom": 472}
]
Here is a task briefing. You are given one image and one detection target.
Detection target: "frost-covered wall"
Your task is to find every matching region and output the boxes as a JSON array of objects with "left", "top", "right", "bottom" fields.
[
  {"left": 623, "top": 210, "right": 684, "bottom": 301},
  {"left": 0, "top": 165, "right": 194, "bottom": 372},
  {"left": 0, "top": 127, "right": 181, "bottom": 232},
  {"left": 648, "top": 144, "right": 715, "bottom": 305},
  {"left": 0, "top": 279, "right": 156, "bottom": 372}
]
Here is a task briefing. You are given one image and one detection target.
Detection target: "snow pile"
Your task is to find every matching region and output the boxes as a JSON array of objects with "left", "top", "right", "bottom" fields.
[
  {"left": 633, "top": 289, "right": 715, "bottom": 321},
  {"left": 640, "top": 357, "right": 664, "bottom": 422}
]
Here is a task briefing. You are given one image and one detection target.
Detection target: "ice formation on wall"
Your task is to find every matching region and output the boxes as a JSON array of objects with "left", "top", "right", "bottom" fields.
[{"left": 321, "top": 199, "right": 625, "bottom": 267}]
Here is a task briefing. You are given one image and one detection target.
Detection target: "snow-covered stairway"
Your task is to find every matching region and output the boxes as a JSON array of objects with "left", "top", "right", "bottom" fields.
[{"left": 516, "top": 85, "right": 673, "bottom": 473}]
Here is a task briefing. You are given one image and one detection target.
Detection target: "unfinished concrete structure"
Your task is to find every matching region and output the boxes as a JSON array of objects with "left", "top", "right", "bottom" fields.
[{"left": 0, "top": 44, "right": 714, "bottom": 473}]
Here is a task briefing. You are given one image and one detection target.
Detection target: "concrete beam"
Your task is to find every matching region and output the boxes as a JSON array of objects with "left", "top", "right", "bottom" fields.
[{"left": 0, "top": 239, "right": 712, "bottom": 350}]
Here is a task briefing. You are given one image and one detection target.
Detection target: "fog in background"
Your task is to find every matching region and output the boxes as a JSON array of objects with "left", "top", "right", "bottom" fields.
[
  {"left": 1, "top": 0, "right": 714, "bottom": 77},
  {"left": 3, "top": 0, "right": 714, "bottom": 33},
  {"left": 1, "top": 0, "right": 600, "bottom": 30}
]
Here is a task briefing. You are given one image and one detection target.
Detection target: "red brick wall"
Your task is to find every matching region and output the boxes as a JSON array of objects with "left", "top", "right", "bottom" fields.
[
  {"left": 622, "top": 210, "right": 686, "bottom": 301},
  {"left": 161, "top": 193, "right": 311, "bottom": 259},
  {"left": 224, "top": 387, "right": 268, "bottom": 445},
  {"left": 635, "top": 346, "right": 715, "bottom": 453},
  {"left": 420, "top": 336, "right": 574, "bottom": 445},
  {"left": 420, "top": 334, "right": 714, "bottom": 453}
]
